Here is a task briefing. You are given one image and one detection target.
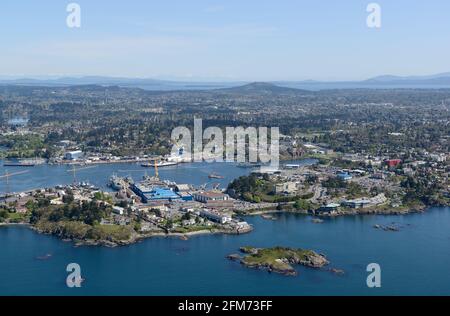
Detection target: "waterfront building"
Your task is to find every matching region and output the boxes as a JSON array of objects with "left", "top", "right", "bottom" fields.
[
  {"left": 177, "top": 191, "right": 194, "bottom": 201},
  {"left": 144, "top": 187, "right": 179, "bottom": 202},
  {"left": 131, "top": 183, "right": 192, "bottom": 203},
  {"left": 64, "top": 150, "right": 83, "bottom": 160},
  {"left": 193, "top": 191, "right": 233, "bottom": 209},
  {"left": 199, "top": 209, "right": 232, "bottom": 224},
  {"left": 193, "top": 191, "right": 229, "bottom": 203},
  {"left": 317, "top": 203, "right": 340, "bottom": 215},
  {"left": 174, "top": 184, "right": 191, "bottom": 192},
  {"left": 342, "top": 194, "right": 387, "bottom": 209},
  {"left": 342, "top": 198, "right": 372, "bottom": 209}
]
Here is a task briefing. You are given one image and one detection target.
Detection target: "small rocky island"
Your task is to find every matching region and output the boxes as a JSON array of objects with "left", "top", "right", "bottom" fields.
[{"left": 227, "top": 246, "right": 329, "bottom": 276}]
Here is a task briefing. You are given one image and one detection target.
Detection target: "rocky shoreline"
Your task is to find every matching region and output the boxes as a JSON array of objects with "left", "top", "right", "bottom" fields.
[
  {"left": 227, "top": 246, "right": 330, "bottom": 276},
  {"left": 316, "top": 206, "right": 427, "bottom": 217},
  {"left": 28, "top": 223, "right": 253, "bottom": 248},
  {"left": 241, "top": 203, "right": 432, "bottom": 218},
  {"left": 1, "top": 203, "right": 444, "bottom": 247}
]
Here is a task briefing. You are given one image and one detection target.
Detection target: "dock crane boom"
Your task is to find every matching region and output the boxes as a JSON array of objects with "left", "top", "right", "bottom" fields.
[
  {"left": 0, "top": 169, "right": 30, "bottom": 196},
  {"left": 66, "top": 165, "right": 97, "bottom": 183}
]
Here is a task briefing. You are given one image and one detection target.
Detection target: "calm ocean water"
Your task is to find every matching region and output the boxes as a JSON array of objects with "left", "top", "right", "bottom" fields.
[
  {"left": 0, "top": 160, "right": 449, "bottom": 295},
  {"left": 0, "top": 160, "right": 256, "bottom": 193}
]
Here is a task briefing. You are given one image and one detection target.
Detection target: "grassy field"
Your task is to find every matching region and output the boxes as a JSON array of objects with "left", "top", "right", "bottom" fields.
[{"left": 6, "top": 212, "right": 29, "bottom": 223}]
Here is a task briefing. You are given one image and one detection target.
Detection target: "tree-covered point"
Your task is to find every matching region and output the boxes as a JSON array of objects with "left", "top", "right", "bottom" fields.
[
  {"left": 227, "top": 174, "right": 313, "bottom": 203},
  {"left": 401, "top": 173, "right": 448, "bottom": 206},
  {"left": 322, "top": 176, "right": 367, "bottom": 198},
  {"left": 29, "top": 199, "right": 112, "bottom": 226}
]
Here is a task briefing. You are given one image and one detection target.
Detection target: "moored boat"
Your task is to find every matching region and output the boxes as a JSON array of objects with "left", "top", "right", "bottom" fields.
[
  {"left": 141, "top": 161, "right": 178, "bottom": 168},
  {"left": 208, "top": 173, "right": 224, "bottom": 179}
]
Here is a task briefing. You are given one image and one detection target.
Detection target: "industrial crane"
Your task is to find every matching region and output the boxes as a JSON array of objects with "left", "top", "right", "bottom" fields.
[
  {"left": 0, "top": 169, "right": 30, "bottom": 197},
  {"left": 66, "top": 165, "right": 97, "bottom": 184}
]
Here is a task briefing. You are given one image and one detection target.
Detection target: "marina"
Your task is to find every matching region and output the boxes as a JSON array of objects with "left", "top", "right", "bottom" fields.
[{"left": 0, "top": 159, "right": 269, "bottom": 195}]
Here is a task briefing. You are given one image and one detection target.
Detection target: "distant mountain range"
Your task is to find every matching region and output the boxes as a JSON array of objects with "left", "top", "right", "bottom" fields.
[
  {"left": 216, "top": 82, "right": 311, "bottom": 94},
  {"left": 363, "top": 72, "right": 450, "bottom": 84},
  {"left": 275, "top": 72, "right": 450, "bottom": 90},
  {"left": 1, "top": 73, "right": 450, "bottom": 91},
  {"left": 0, "top": 76, "right": 242, "bottom": 91}
]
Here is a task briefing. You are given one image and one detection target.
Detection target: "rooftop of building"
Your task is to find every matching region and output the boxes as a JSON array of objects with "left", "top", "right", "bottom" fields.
[
  {"left": 144, "top": 187, "right": 180, "bottom": 200},
  {"left": 195, "top": 191, "right": 228, "bottom": 198}
]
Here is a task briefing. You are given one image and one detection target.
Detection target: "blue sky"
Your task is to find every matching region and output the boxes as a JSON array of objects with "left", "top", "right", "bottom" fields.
[{"left": 1, "top": 0, "right": 450, "bottom": 81}]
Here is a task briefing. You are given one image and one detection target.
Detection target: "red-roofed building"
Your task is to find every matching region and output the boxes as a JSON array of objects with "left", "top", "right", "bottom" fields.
[{"left": 385, "top": 159, "right": 402, "bottom": 168}]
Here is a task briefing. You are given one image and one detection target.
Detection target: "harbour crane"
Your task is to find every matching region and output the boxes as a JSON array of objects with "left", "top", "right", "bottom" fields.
[
  {"left": 0, "top": 170, "right": 30, "bottom": 183},
  {"left": 154, "top": 159, "right": 159, "bottom": 179},
  {"left": 66, "top": 165, "right": 97, "bottom": 184},
  {"left": 0, "top": 169, "right": 30, "bottom": 196}
]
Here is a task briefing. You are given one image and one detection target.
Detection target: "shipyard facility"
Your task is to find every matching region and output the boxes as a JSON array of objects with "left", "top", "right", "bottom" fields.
[{"left": 106, "top": 162, "right": 252, "bottom": 235}]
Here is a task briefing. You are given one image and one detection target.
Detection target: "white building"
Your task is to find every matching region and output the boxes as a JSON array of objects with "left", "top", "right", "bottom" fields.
[
  {"left": 194, "top": 191, "right": 229, "bottom": 203},
  {"left": 199, "top": 209, "right": 232, "bottom": 224},
  {"left": 112, "top": 206, "right": 125, "bottom": 215},
  {"left": 64, "top": 150, "right": 83, "bottom": 160}
]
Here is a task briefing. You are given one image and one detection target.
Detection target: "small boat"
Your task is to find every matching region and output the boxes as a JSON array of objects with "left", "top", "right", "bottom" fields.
[
  {"left": 77, "top": 181, "right": 99, "bottom": 190},
  {"left": 36, "top": 254, "right": 52, "bottom": 260},
  {"left": 261, "top": 214, "right": 277, "bottom": 221},
  {"left": 208, "top": 173, "right": 224, "bottom": 179}
]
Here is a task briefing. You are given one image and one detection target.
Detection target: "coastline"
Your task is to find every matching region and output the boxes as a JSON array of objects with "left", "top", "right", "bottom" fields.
[
  {"left": 0, "top": 222, "right": 30, "bottom": 227},
  {"left": 238, "top": 202, "right": 446, "bottom": 217},
  {"left": 23, "top": 223, "right": 254, "bottom": 248},
  {"left": 2, "top": 206, "right": 449, "bottom": 295},
  {"left": 1, "top": 203, "right": 445, "bottom": 247}
]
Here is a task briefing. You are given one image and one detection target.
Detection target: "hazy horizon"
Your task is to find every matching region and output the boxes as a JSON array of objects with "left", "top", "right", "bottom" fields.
[
  {"left": 1, "top": 0, "right": 450, "bottom": 81},
  {"left": 2, "top": 71, "right": 450, "bottom": 83}
]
